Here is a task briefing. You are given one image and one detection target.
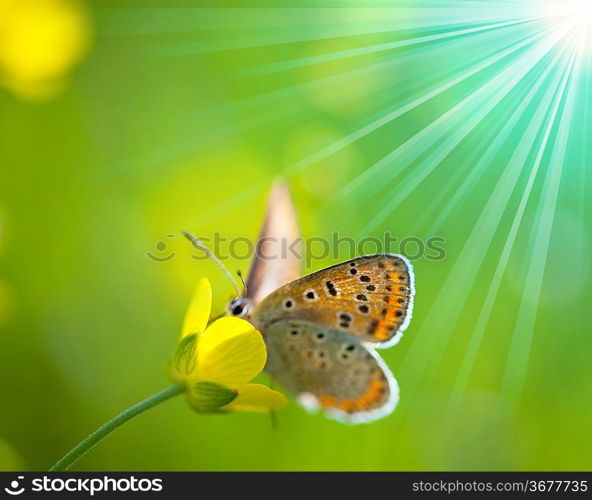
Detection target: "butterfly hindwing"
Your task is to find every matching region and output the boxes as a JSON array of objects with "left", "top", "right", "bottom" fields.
[
  {"left": 264, "top": 320, "right": 397, "bottom": 423},
  {"left": 252, "top": 254, "right": 414, "bottom": 347}
]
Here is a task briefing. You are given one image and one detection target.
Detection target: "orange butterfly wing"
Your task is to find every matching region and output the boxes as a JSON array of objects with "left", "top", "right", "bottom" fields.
[{"left": 252, "top": 254, "right": 415, "bottom": 348}]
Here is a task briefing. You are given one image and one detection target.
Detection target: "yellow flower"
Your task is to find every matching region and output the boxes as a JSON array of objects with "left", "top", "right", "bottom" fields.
[
  {"left": 169, "top": 278, "right": 287, "bottom": 414},
  {"left": 0, "top": 0, "right": 91, "bottom": 100}
]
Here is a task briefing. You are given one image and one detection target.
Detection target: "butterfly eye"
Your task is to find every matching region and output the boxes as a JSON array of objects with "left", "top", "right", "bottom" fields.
[{"left": 229, "top": 299, "right": 248, "bottom": 317}]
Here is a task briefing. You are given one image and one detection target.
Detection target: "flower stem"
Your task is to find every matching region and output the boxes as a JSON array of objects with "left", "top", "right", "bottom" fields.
[{"left": 49, "top": 384, "right": 186, "bottom": 472}]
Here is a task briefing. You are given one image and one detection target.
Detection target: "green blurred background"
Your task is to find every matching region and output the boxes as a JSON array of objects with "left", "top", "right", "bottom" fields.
[{"left": 0, "top": 0, "right": 590, "bottom": 470}]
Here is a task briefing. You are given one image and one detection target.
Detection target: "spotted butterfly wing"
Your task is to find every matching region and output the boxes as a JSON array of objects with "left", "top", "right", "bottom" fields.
[
  {"left": 252, "top": 255, "right": 415, "bottom": 348},
  {"left": 250, "top": 254, "right": 414, "bottom": 423},
  {"left": 264, "top": 320, "right": 398, "bottom": 423}
]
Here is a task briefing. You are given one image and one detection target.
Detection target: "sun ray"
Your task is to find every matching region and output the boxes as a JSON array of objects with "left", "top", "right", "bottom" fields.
[
  {"left": 333, "top": 26, "right": 558, "bottom": 201},
  {"left": 499, "top": 36, "right": 584, "bottom": 409},
  {"left": 165, "top": 27, "right": 563, "bottom": 236},
  {"left": 168, "top": 1, "right": 585, "bottom": 239},
  {"left": 102, "top": 13, "right": 553, "bottom": 179},
  {"left": 393, "top": 32, "right": 579, "bottom": 412},
  {"left": 100, "top": 3, "right": 554, "bottom": 56},
  {"left": 171, "top": 21, "right": 561, "bottom": 235},
  {"left": 448, "top": 40, "right": 579, "bottom": 415},
  {"left": 242, "top": 17, "right": 544, "bottom": 78},
  {"left": 343, "top": 22, "right": 573, "bottom": 234},
  {"left": 283, "top": 25, "right": 551, "bottom": 177}
]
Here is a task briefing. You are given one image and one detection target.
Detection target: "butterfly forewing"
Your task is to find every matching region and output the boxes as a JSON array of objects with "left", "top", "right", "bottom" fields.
[
  {"left": 264, "top": 320, "right": 397, "bottom": 423},
  {"left": 244, "top": 180, "right": 301, "bottom": 308},
  {"left": 252, "top": 254, "right": 415, "bottom": 347}
]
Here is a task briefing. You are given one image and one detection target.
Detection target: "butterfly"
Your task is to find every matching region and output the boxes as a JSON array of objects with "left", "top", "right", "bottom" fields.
[{"left": 226, "top": 182, "right": 415, "bottom": 423}]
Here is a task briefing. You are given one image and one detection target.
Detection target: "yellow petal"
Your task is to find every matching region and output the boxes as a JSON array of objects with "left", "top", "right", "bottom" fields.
[
  {"left": 195, "top": 317, "right": 266, "bottom": 388},
  {"left": 180, "top": 277, "right": 211, "bottom": 339},
  {"left": 222, "top": 384, "right": 288, "bottom": 413}
]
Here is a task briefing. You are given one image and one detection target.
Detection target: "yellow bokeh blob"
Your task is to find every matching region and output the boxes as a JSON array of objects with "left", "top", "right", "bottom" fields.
[{"left": 0, "top": 0, "right": 91, "bottom": 100}]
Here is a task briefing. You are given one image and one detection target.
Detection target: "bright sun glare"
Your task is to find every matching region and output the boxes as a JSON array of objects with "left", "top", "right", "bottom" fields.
[{"left": 541, "top": 0, "right": 592, "bottom": 51}]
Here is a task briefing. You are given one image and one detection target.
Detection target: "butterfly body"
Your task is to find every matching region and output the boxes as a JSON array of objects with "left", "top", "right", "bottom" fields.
[{"left": 227, "top": 183, "right": 415, "bottom": 423}]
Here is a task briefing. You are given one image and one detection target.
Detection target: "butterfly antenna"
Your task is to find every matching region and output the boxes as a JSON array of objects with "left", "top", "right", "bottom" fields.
[
  {"left": 237, "top": 270, "right": 247, "bottom": 292},
  {"left": 182, "top": 231, "right": 241, "bottom": 296}
]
